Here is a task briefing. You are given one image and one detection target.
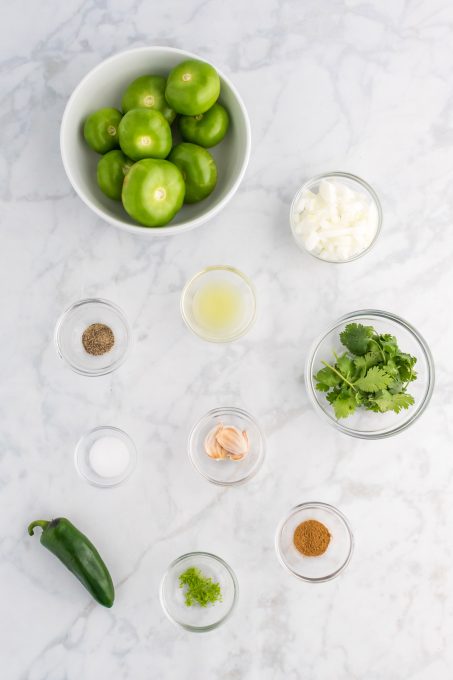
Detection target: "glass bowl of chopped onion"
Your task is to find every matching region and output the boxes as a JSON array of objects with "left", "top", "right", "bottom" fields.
[
  {"left": 289, "top": 172, "right": 382, "bottom": 263},
  {"left": 305, "top": 310, "right": 435, "bottom": 439},
  {"left": 160, "top": 552, "right": 238, "bottom": 632}
]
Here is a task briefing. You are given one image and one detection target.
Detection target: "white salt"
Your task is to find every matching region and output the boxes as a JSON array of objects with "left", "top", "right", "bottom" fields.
[{"left": 89, "top": 436, "right": 130, "bottom": 478}]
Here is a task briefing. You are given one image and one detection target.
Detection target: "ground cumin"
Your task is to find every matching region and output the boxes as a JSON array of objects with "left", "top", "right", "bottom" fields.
[
  {"left": 82, "top": 323, "right": 115, "bottom": 356},
  {"left": 293, "top": 519, "right": 331, "bottom": 556}
]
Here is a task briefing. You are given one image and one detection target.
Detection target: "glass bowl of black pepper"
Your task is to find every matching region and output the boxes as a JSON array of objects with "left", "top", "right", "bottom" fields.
[
  {"left": 275, "top": 502, "right": 354, "bottom": 583},
  {"left": 55, "top": 298, "right": 131, "bottom": 376}
]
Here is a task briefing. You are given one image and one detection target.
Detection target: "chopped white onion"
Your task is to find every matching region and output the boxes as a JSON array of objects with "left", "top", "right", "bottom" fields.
[{"left": 292, "top": 179, "right": 379, "bottom": 261}]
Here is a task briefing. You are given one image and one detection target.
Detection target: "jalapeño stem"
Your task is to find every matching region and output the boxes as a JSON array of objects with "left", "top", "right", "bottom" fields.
[{"left": 28, "top": 520, "right": 50, "bottom": 536}]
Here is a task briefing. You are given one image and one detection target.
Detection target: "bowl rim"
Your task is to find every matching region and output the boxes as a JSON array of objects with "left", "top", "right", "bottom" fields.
[
  {"left": 304, "top": 309, "right": 435, "bottom": 439},
  {"left": 74, "top": 425, "right": 138, "bottom": 488},
  {"left": 275, "top": 501, "right": 354, "bottom": 583},
  {"left": 54, "top": 297, "right": 131, "bottom": 376},
  {"left": 187, "top": 406, "right": 265, "bottom": 485},
  {"left": 180, "top": 265, "right": 257, "bottom": 343},
  {"left": 60, "top": 45, "right": 251, "bottom": 237},
  {"left": 289, "top": 171, "right": 383, "bottom": 263},
  {"left": 159, "top": 551, "right": 239, "bottom": 632}
]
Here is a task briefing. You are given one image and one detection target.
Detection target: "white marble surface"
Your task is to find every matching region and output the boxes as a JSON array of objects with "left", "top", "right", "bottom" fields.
[{"left": 2, "top": 0, "right": 453, "bottom": 678}]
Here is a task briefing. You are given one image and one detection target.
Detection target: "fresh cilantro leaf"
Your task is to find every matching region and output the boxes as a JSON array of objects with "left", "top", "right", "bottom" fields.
[
  {"left": 316, "top": 383, "right": 330, "bottom": 392},
  {"left": 397, "top": 352, "right": 417, "bottom": 367},
  {"left": 388, "top": 381, "right": 404, "bottom": 395},
  {"left": 326, "top": 388, "right": 340, "bottom": 404},
  {"left": 354, "top": 350, "right": 381, "bottom": 373},
  {"left": 340, "top": 323, "right": 374, "bottom": 356},
  {"left": 382, "top": 360, "right": 401, "bottom": 390},
  {"left": 315, "top": 322, "right": 418, "bottom": 421},
  {"left": 373, "top": 390, "right": 415, "bottom": 414},
  {"left": 354, "top": 390, "right": 367, "bottom": 405},
  {"left": 332, "top": 391, "right": 357, "bottom": 419},
  {"left": 383, "top": 358, "right": 399, "bottom": 377},
  {"left": 336, "top": 352, "right": 355, "bottom": 378},
  {"left": 314, "top": 366, "right": 341, "bottom": 391},
  {"left": 395, "top": 353, "right": 417, "bottom": 382},
  {"left": 354, "top": 366, "right": 393, "bottom": 392},
  {"left": 365, "top": 402, "right": 381, "bottom": 412},
  {"left": 379, "top": 334, "right": 398, "bottom": 357}
]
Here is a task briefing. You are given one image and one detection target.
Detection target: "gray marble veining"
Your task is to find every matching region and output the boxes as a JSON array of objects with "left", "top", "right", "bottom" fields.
[{"left": 2, "top": 0, "right": 453, "bottom": 678}]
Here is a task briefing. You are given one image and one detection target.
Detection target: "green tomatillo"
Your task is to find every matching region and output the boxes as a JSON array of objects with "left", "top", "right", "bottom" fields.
[
  {"left": 179, "top": 103, "right": 229, "bottom": 148},
  {"left": 165, "top": 60, "right": 220, "bottom": 116},
  {"left": 118, "top": 108, "right": 172, "bottom": 161},
  {"left": 83, "top": 107, "right": 122, "bottom": 154},
  {"left": 97, "top": 150, "right": 134, "bottom": 200},
  {"left": 168, "top": 142, "right": 217, "bottom": 204},
  {"left": 121, "top": 75, "right": 176, "bottom": 124},
  {"left": 122, "top": 158, "right": 185, "bottom": 227}
]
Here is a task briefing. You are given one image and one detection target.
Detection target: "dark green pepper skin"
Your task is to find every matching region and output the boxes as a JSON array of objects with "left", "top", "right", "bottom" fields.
[{"left": 28, "top": 518, "right": 115, "bottom": 608}]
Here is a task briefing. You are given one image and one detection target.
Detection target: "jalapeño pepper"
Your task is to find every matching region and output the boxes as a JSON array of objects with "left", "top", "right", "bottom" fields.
[{"left": 28, "top": 518, "right": 115, "bottom": 608}]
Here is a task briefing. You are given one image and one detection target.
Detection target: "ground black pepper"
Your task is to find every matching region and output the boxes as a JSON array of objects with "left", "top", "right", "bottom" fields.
[{"left": 82, "top": 323, "right": 115, "bottom": 356}]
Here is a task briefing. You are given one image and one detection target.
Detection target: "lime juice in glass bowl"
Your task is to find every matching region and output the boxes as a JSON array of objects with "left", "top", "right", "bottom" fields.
[{"left": 181, "top": 265, "right": 256, "bottom": 342}]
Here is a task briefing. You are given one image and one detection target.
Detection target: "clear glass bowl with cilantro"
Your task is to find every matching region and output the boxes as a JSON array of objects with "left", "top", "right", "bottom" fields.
[
  {"left": 160, "top": 552, "right": 238, "bottom": 632},
  {"left": 305, "top": 310, "right": 434, "bottom": 439}
]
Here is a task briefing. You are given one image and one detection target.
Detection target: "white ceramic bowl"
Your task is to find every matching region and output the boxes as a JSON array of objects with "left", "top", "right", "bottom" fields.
[{"left": 60, "top": 46, "right": 251, "bottom": 236}]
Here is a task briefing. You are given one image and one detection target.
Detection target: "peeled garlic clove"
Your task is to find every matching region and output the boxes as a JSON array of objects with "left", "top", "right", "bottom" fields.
[
  {"left": 204, "top": 425, "right": 221, "bottom": 454},
  {"left": 216, "top": 426, "right": 248, "bottom": 455},
  {"left": 204, "top": 425, "right": 228, "bottom": 459},
  {"left": 227, "top": 451, "right": 245, "bottom": 461},
  {"left": 208, "top": 441, "right": 228, "bottom": 459}
]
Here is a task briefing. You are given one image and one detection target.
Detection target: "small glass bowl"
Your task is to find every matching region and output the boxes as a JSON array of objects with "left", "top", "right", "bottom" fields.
[
  {"left": 289, "top": 171, "right": 382, "bottom": 263},
  {"left": 74, "top": 426, "right": 137, "bottom": 488},
  {"left": 188, "top": 407, "right": 265, "bottom": 486},
  {"left": 275, "top": 502, "right": 354, "bottom": 583},
  {"left": 305, "top": 310, "right": 435, "bottom": 439},
  {"left": 55, "top": 298, "right": 131, "bottom": 376},
  {"left": 160, "top": 552, "right": 238, "bottom": 632},
  {"left": 180, "top": 266, "right": 256, "bottom": 343}
]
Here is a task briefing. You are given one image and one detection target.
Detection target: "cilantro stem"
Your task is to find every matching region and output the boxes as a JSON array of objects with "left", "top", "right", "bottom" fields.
[
  {"left": 402, "top": 365, "right": 414, "bottom": 390},
  {"left": 369, "top": 337, "right": 386, "bottom": 362},
  {"left": 321, "top": 361, "right": 357, "bottom": 391}
]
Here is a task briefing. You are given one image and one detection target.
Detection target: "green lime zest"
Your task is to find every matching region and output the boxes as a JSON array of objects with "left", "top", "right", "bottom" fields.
[{"left": 179, "top": 566, "right": 222, "bottom": 607}]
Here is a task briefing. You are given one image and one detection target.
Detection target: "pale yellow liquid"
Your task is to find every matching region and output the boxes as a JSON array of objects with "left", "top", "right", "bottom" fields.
[{"left": 192, "top": 281, "right": 245, "bottom": 334}]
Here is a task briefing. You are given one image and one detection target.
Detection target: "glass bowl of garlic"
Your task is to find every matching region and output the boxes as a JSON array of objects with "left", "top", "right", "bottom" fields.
[{"left": 188, "top": 407, "right": 265, "bottom": 486}]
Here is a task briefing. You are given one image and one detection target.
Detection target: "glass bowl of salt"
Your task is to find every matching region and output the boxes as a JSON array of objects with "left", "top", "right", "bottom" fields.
[{"left": 75, "top": 426, "right": 137, "bottom": 488}]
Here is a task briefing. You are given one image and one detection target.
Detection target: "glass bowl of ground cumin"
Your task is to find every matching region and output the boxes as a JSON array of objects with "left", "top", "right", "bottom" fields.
[
  {"left": 275, "top": 502, "right": 354, "bottom": 582},
  {"left": 55, "top": 298, "right": 131, "bottom": 376}
]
